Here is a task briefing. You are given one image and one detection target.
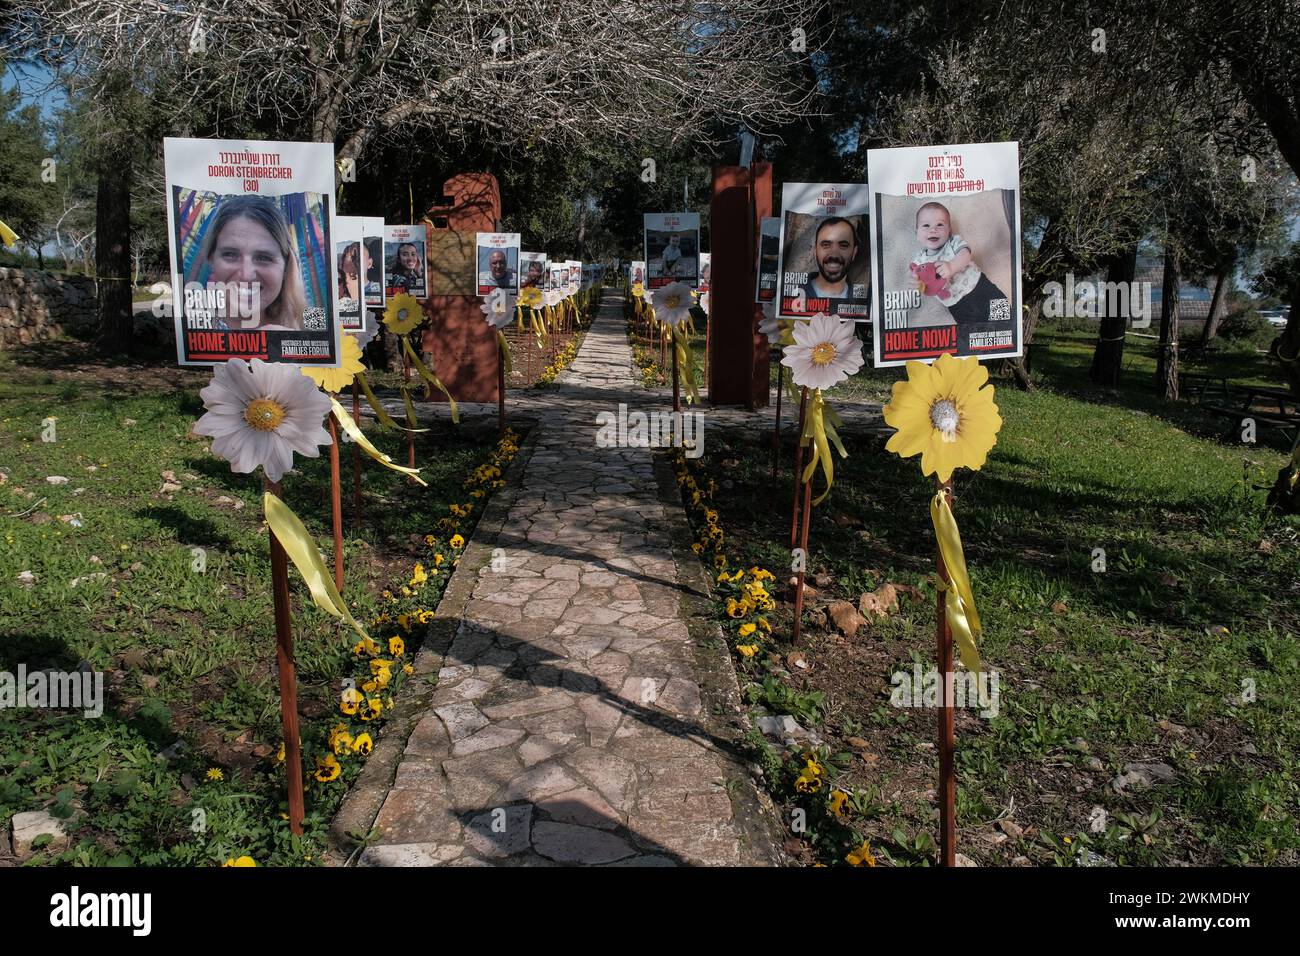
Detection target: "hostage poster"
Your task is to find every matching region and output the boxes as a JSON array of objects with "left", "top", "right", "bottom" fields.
[
  {"left": 629, "top": 260, "right": 647, "bottom": 287},
  {"left": 361, "top": 217, "right": 385, "bottom": 311},
  {"left": 520, "top": 251, "right": 547, "bottom": 290},
  {"left": 163, "top": 137, "right": 340, "bottom": 367},
  {"left": 755, "top": 217, "right": 780, "bottom": 303},
  {"left": 476, "top": 232, "right": 521, "bottom": 296},
  {"left": 776, "top": 183, "right": 871, "bottom": 321},
  {"left": 334, "top": 215, "right": 364, "bottom": 330},
  {"left": 867, "top": 141, "right": 1022, "bottom": 366},
  {"left": 385, "top": 224, "right": 428, "bottom": 299},
  {"left": 643, "top": 213, "right": 700, "bottom": 288}
]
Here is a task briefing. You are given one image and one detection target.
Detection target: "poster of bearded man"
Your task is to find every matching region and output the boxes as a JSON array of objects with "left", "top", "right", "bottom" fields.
[{"left": 775, "top": 183, "right": 872, "bottom": 322}]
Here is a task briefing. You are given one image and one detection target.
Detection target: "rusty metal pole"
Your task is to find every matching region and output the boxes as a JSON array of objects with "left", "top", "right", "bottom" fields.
[
  {"left": 936, "top": 477, "right": 956, "bottom": 866},
  {"left": 789, "top": 387, "right": 809, "bottom": 548},
  {"left": 772, "top": 360, "right": 784, "bottom": 479},
  {"left": 402, "top": 347, "right": 415, "bottom": 470},
  {"left": 791, "top": 460, "right": 814, "bottom": 644},
  {"left": 498, "top": 336, "right": 507, "bottom": 438},
  {"left": 264, "top": 478, "right": 304, "bottom": 836}
]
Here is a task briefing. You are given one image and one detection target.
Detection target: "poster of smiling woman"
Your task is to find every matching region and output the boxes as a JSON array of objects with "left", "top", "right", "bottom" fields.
[
  {"left": 867, "top": 141, "right": 1022, "bottom": 367},
  {"left": 384, "top": 224, "right": 428, "bottom": 300},
  {"left": 333, "top": 215, "right": 364, "bottom": 331},
  {"left": 776, "top": 183, "right": 871, "bottom": 322},
  {"left": 164, "top": 138, "right": 340, "bottom": 367}
]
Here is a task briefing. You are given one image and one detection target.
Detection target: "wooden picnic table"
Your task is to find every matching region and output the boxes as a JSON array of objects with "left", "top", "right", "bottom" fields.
[{"left": 1189, "top": 378, "right": 1300, "bottom": 452}]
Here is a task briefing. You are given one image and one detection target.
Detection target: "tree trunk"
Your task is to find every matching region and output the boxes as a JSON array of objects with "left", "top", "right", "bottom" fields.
[
  {"left": 1005, "top": 217, "right": 1063, "bottom": 389},
  {"left": 1200, "top": 265, "right": 1231, "bottom": 346},
  {"left": 1089, "top": 245, "right": 1138, "bottom": 386},
  {"left": 1156, "top": 247, "right": 1181, "bottom": 400},
  {"left": 95, "top": 139, "right": 134, "bottom": 352}
]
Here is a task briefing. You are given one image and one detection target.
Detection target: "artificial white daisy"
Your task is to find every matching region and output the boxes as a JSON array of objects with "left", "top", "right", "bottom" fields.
[
  {"left": 757, "top": 301, "right": 779, "bottom": 340},
  {"left": 193, "top": 358, "right": 333, "bottom": 482},
  {"left": 700, "top": 291, "right": 710, "bottom": 316},
  {"left": 545, "top": 288, "right": 562, "bottom": 309},
  {"left": 780, "top": 312, "right": 864, "bottom": 391},
  {"left": 480, "top": 289, "right": 518, "bottom": 329},
  {"left": 651, "top": 281, "right": 693, "bottom": 326}
]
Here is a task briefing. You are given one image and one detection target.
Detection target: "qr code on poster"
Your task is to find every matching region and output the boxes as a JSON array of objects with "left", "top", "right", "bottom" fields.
[
  {"left": 989, "top": 299, "right": 1010, "bottom": 322},
  {"left": 303, "top": 308, "right": 327, "bottom": 331}
]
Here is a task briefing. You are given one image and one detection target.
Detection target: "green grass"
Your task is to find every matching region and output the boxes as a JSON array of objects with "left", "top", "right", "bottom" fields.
[
  {"left": 682, "top": 352, "right": 1299, "bottom": 866},
  {"left": 0, "top": 344, "right": 512, "bottom": 866}
]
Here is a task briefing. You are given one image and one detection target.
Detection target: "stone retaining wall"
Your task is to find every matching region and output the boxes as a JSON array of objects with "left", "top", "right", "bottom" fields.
[{"left": 0, "top": 267, "right": 98, "bottom": 348}]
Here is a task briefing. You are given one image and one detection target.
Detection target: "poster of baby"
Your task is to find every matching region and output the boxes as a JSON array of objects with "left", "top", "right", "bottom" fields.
[{"left": 866, "top": 141, "right": 1022, "bottom": 367}]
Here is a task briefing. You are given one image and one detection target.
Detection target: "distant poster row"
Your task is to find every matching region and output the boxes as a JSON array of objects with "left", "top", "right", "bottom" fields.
[{"left": 753, "top": 141, "right": 1022, "bottom": 367}]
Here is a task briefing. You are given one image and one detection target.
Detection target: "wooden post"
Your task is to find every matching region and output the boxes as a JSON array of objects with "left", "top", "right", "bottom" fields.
[
  {"left": 351, "top": 381, "right": 362, "bottom": 525},
  {"left": 935, "top": 477, "right": 956, "bottom": 866},
  {"left": 264, "top": 478, "right": 305, "bottom": 836},
  {"left": 327, "top": 413, "right": 344, "bottom": 591}
]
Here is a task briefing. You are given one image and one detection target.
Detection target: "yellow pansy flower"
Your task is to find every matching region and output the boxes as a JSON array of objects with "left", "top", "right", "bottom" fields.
[
  {"left": 315, "top": 754, "right": 342, "bottom": 782},
  {"left": 389, "top": 636, "right": 405, "bottom": 656},
  {"left": 450, "top": 534, "right": 465, "bottom": 548},
  {"left": 829, "top": 789, "right": 851, "bottom": 821},
  {"left": 738, "top": 623, "right": 757, "bottom": 638},
  {"left": 352, "top": 733, "right": 374, "bottom": 755},
  {"left": 846, "top": 840, "right": 876, "bottom": 867},
  {"left": 223, "top": 856, "right": 257, "bottom": 867},
  {"left": 737, "top": 644, "right": 759, "bottom": 657}
]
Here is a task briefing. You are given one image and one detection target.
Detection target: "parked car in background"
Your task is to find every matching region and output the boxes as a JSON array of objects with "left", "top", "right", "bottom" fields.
[{"left": 1258, "top": 308, "right": 1290, "bottom": 329}]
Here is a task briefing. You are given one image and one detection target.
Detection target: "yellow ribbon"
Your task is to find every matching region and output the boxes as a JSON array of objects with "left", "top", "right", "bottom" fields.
[
  {"left": 329, "top": 397, "right": 426, "bottom": 485},
  {"left": 402, "top": 386, "right": 421, "bottom": 431},
  {"left": 0, "top": 219, "right": 18, "bottom": 247},
  {"left": 671, "top": 323, "right": 700, "bottom": 405},
  {"left": 263, "top": 492, "right": 371, "bottom": 642},
  {"left": 401, "top": 336, "right": 460, "bottom": 424},
  {"left": 799, "top": 389, "right": 848, "bottom": 506},
  {"left": 496, "top": 328, "right": 513, "bottom": 376},
  {"left": 930, "top": 491, "right": 983, "bottom": 674},
  {"left": 356, "top": 372, "right": 426, "bottom": 432},
  {"left": 531, "top": 310, "right": 549, "bottom": 350}
]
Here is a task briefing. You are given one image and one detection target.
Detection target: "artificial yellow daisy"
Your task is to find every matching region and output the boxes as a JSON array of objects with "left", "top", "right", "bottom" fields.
[
  {"left": 222, "top": 856, "right": 257, "bottom": 867},
  {"left": 301, "top": 330, "right": 366, "bottom": 394},
  {"left": 631, "top": 281, "right": 646, "bottom": 299},
  {"left": 315, "top": 754, "right": 342, "bottom": 782},
  {"left": 518, "top": 286, "right": 543, "bottom": 309},
  {"left": 383, "top": 292, "right": 424, "bottom": 335},
  {"left": 205, "top": 767, "right": 224, "bottom": 782},
  {"left": 846, "top": 840, "right": 877, "bottom": 867},
  {"left": 882, "top": 352, "right": 1002, "bottom": 483}
]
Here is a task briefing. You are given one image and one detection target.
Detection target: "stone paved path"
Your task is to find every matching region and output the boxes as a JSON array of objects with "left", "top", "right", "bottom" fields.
[{"left": 352, "top": 297, "right": 782, "bottom": 866}]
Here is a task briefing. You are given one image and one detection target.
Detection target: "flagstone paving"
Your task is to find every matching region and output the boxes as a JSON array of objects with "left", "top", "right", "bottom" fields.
[{"left": 341, "top": 297, "right": 789, "bottom": 866}]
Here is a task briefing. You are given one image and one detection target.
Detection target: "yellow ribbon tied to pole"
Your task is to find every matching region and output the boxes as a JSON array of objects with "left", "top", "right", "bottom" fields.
[
  {"left": 401, "top": 336, "right": 460, "bottom": 424},
  {"left": 930, "top": 491, "right": 983, "bottom": 674},
  {"left": 671, "top": 324, "right": 700, "bottom": 406},
  {"left": 329, "top": 396, "right": 426, "bottom": 485},
  {"left": 799, "top": 389, "right": 848, "bottom": 505},
  {"left": 263, "top": 492, "right": 372, "bottom": 642},
  {"left": 496, "top": 329, "right": 513, "bottom": 376},
  {"left": 356, "top": 372, "right": 427, "bottom": 433}
]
